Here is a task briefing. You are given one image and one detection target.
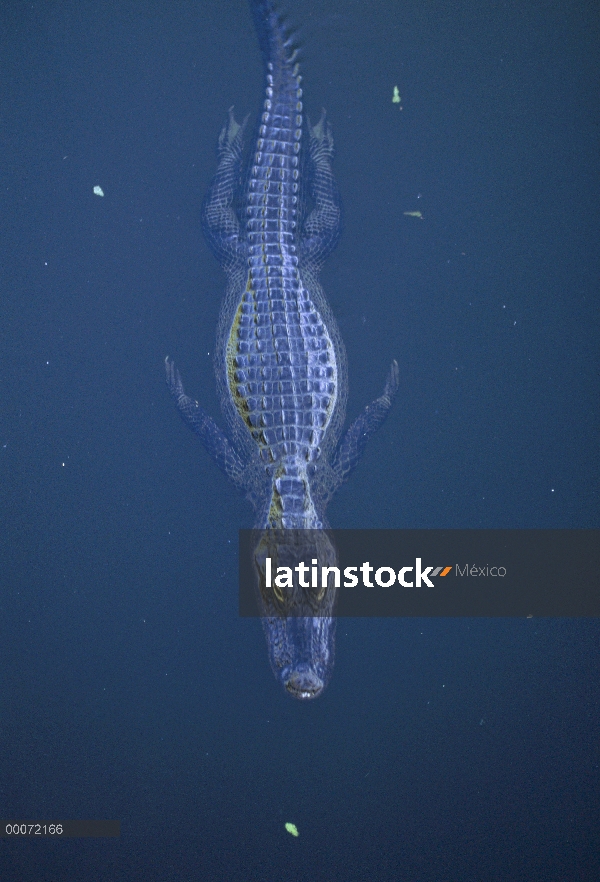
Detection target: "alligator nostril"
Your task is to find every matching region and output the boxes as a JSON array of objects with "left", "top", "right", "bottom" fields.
[{"left": 285, "top": 669, "right": 324, "bottom": 700}]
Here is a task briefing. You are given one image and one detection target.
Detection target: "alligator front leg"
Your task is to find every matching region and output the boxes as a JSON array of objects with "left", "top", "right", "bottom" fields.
[
  {"left": 331, "top": 360, "right": 400, "bottom": 487},
  {"left": 165, "top": 357, "right": 245, "bottom": 487}
]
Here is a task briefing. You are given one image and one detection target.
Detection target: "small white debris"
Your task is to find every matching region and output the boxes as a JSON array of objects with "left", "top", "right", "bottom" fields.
[{"left": 93, "top": 186, "right": 104, "bottom": 197}]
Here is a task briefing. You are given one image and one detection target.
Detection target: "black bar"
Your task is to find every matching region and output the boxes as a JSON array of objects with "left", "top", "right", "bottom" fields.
[
  {"left": 0, "top": 821, "right": 120, "bottom": 838},
  {"left": 239, "top": 529, "right": 600, "bottom": 617}
]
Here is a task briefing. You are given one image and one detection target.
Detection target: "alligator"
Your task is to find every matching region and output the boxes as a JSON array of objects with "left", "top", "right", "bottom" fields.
[{"left": 166, "top": 0, "right": 399, "bottom": 699}]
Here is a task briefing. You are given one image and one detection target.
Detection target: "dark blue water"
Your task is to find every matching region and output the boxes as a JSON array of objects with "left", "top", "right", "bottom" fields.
[{"left": 1, "top": 0, "right": 598, "bottom": 879}]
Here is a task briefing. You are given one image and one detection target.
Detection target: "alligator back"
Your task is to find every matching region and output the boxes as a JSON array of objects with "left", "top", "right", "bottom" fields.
[{"left": 208, "top": 0, "right": 348, "bottom": 530}]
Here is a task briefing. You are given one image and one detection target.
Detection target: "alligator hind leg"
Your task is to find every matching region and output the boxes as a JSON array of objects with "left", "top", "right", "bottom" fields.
[
  {"left": 202, "top": 108, "right": 248, "bottom": 265},
  {"left": 301, "top": 110, "right": 342, "bottom": 264}
]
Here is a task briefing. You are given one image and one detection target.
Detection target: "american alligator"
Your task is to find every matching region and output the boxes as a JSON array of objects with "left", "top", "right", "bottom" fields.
[{"left": 166, "top": 0, "right": 398, "bottom": 699}]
